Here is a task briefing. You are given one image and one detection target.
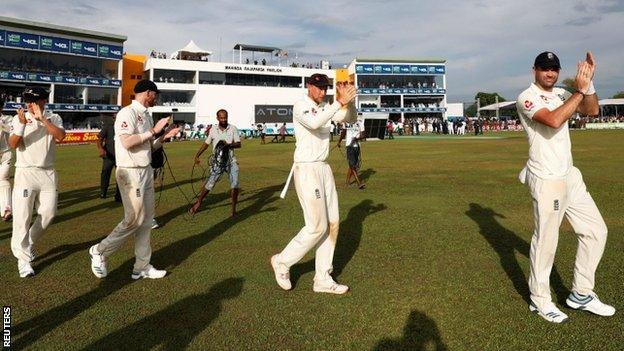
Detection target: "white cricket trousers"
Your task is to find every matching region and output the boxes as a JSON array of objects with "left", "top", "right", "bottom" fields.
[
  {"left": 11, "top": 167, "right": 57, "bottom": 263},
  {"left": 0, "top": 150, "right": 12, "bottom": 215},
  {"left": 278, "top": 162, "right": 339, "bottom": 282},
  {"left": 97, "top": 166, "right": 155, "bottom": 272},
  {"left": 524, "top": 166, "right": 608, "bottom": 310}
]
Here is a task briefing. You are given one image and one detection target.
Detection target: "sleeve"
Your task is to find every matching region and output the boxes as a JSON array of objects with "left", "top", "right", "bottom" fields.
[
  {"left": 51, "top": 114, "right": 64, "bottom": 129},
  {"left": 114, "top": 109, "right": 136, "bottom": 136},
  {"left": 331, "top": 102, "right": 357, "bottom": 123},
  {"left": 98, "top": 125, "right": 107, "bottom": 139},
  {"left": 204, "top": 127, "right": 213, "bottom": 146},
  {"left": 516, "top": 90, "right": 547, "bottom": 120},
  {"left": 232, "top": 126, "right": 240, "bottom": 143},
  {"left": 10, "top": 114, "right": 22, "bottom": 135},
  {"left": 293, "top": 100, "right": 342, "bottom": 130},
  {"left": 560, "top": 89, "right": 572, "bottom": 101}
]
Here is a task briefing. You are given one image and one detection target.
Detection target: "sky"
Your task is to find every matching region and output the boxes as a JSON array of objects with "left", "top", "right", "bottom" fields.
[{"left": 2, "top": 0, "right": 623, "bottom": 102}]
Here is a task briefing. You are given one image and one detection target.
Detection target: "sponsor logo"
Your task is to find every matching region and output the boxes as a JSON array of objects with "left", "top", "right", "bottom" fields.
[
  {"left": 314, "top": 189, "right": 321, "bottom": 199},
  {"left": 85, "top": 46, "right": 96, "bottom": 53},
  {"left": 23, "top": 38, "right": 37, "bottom": 46},
  {"left": 111, "top": 50, "right": 122, "bottom": 56},
  {"left": 23, "top": 189, "right": 28, "bottom": 197},
  {"left": 121, "top": 121, "right": 128, "bottom": 129},
  {"left": 136, "top": 189, "right": 141, "bottom": 198},
  {"left": 54, "top": 42, "right": 68, "bottom": 49},
  {"left": 524, "top": 100, "right": 534, "bottom": 110},
  {"left": 554, "top": 199, "right": 559, "bottom": 211},
  {"left": 539, "top": 95, "right": 549, "bottom": 103}
]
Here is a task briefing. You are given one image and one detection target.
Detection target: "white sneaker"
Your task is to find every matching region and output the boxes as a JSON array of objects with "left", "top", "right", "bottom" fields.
[
  {"left": 270, "top": 255, "right": 291, "bottom": 290},
  {"left": 566, "top": 292, "right": 616, "bottom": 317},
  {"left": 529, "top": 302, "right": 569, "bottom": 323},
  {"left": 89, "top": 244, "right": 107, "bottom": 278},
  {"left": 132, "top": 265, "right": 167, "bottom": 280},
  {"left": 18, "top": 260, "right": 35, "bottom": 278},
  {"left": 151, "top": 219, "right": 159, "bottom": 229},
  {"left": 313, "top": 279, "right": 349, "bottom": 295}
]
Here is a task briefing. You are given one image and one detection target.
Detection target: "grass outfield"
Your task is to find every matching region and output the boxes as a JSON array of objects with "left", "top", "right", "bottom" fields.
[{"left": 1, "top": 130, "right": 623, "bottom": 350}]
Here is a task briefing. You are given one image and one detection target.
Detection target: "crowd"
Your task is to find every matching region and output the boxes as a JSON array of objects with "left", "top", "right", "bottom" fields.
[
  {"left": 149, "top": 50, "right": 167, "bottom": 59},
  {"left": 358, "top": 80, "right": 438, "bottom": 89},
  {"left": 0, "top": 57, "right": 115, "bottom": 79}
]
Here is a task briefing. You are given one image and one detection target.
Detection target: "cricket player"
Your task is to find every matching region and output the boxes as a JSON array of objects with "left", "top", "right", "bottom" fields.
[
  {"left": 0, "top": 97, "right": 13, "bottom": 221},
  {"left": 89, "top": 80, "right": 179, "bottom": 280},
  {"left": 271, "top": 73, "right": 357, "bottom": 294},
  {"left": 188, "top": 109, "right": 241, "bottom": 217},
  {"left": 9, "top": 87, "right": 66, "bottom": 278},
  {"left": 517, "top": 51, "right": 614, "bottom": 323}
]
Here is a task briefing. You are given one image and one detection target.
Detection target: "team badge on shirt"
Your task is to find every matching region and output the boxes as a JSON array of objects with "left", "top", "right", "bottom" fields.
[{"left": 524, "top": 100, "right": 534, "bottom": 110}]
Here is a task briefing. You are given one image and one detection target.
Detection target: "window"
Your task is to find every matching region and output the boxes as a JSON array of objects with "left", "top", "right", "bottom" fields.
[{"left": 153, "top": 69, "right": 195, "bottom": 84}]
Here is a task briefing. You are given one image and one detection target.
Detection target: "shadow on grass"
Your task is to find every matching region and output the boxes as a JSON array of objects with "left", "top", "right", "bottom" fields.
[
  {"left": 290, "top": 199, "right": 386, "bottom": 287},
  {"left": 82, "top": 277, "right": 244, "bottom": 350},
  {"left": 373, "top": 310, "right": 447, "bottom": 351},
  {"left": 11, "top": 184, "right": 280, "bottom": 349},
  {"left": 465, "top": 203, "right": 569, "bottom": 305},
  {"left": 359, "top": 168, "right": 376, "bottom": 183},
  {"left": 33, "top": 239, "right": 101, "bottom": 274}
]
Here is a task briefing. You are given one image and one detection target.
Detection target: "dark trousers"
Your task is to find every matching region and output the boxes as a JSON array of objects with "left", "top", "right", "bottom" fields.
[{"left": 100, "top": 154, "right": 120, "bottom": 199}]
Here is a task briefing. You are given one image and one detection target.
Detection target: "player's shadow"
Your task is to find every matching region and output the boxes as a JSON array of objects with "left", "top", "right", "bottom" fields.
[
  {"left": 11, "top": 184, "right": 280, "bottom": 349},
  {"left": 57, "top": 175, "right": 204, "bottom": 211},
  {"left": 373, "top": 310, "right": 447, "bottom": 351},
  {"left": 81, "top": 277, "right": 244, "bottom": 351},
  {"left": 33, "top": 238, "right": 101, "bottom": 274},
  {"left": 465, "top": 203, "right": 569, "bottom": 305},
  {"left": 290, "top": 199, "right": 386, "bottom": 287},
  {"left": 359, "top": 168, "right": 376, "bottom": 183}
]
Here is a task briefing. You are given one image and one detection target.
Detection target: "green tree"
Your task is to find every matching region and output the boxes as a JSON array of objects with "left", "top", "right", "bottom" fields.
[
  {"left": 561, "top": 77, "right": 575, "bottom": 93},
  {"left": 465, "top": 92, "right": 518, "bottom": 119},
  {"left": 613, "top": 91, "right": 624, "bottom": 99}
]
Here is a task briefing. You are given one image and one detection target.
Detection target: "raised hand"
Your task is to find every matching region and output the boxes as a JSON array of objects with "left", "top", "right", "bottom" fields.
[
  {"left": 163, "top": 126, "right": 180, "bottom": 140},
  {"left": 153, "top": 117, "right": 170, "bottom": 134},
  {"left": 337, "top": 84, "right": 357, "bottom": 106},
  {"left": 31, "top": 103, "right": 44, "bottom": 121},
  {"left": 585, "top": 51, "right": 596, "bottom": 80},
  {"left": 575, "top": 61, "right": 592, "bottom": 94},
  {"left": 17, "top": 108, "right": 27, "bottom": 124}
]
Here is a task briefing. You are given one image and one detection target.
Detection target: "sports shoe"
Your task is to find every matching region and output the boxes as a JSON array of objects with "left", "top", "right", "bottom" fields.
[
  {"left": 132, "top": 265, "right": 167, "bottom": 280},
  {"left": 313, "top": 279, "right": 349, "bottom": 295},
  {"left": 29, "top": 245, "right": 37, "bottom": 262},
  {"left": 18, "top": 260, "right": 35, "bottom": 278},
  {"left": 89, "top": 244, "right": 107, "bottom": 278},
  {"left": 529, "top": 302, "right": 568, "bottom": 323},
  {"left": 566, "top": 291, "right": 616, "bottom": 316},
  {"left": 270, "top": 255, "right": 291, "bottom": 290},
  {"left": 151, "top": 218, "right": 159, "bottom": 229}
]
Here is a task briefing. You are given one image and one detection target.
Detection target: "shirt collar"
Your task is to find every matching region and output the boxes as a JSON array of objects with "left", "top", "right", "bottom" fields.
[
  {"left": 131, "top": 100, "right": 149, "bottom": 114},
  {"left": 305, "top": 95, "right": 321, "bottom": 107}
]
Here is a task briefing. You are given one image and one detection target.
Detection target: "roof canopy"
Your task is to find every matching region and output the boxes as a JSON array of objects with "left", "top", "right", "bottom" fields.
[
  {"left": 599, "top": 98, "right": 624, "bottom": 106},
  {"left": 233, "top": 44, "right": 281, "bottom": 53},
  {"left": 171, "top": 40, "right": 212, "bottom": 60},
  {"left": 478, "top": 101, "right": 516, "bottom": 111}
]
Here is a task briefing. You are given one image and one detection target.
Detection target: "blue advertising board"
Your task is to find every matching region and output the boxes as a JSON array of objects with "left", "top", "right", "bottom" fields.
[
  {"left": 0, "top": 30, "right": 5, "bottom": 46},
  {"left": 6, "top": 31, "right": 39, "bottom": 50}
]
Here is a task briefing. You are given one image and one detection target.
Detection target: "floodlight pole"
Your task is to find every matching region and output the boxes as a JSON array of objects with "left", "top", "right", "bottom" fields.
[{"left": 495, "top": 95, "right": 499, "bottom": 119}]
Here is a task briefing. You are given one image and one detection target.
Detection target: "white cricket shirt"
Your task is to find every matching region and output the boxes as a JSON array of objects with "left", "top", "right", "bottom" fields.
[
  {"left": 115, "top": 100, "right": 154, "bottom": 168},
  {"left": 11, "top": 110, "right": 63, "bottom": 168},
  {"left": 516, "top": 83, "right": 573, "bottom": 179}
]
